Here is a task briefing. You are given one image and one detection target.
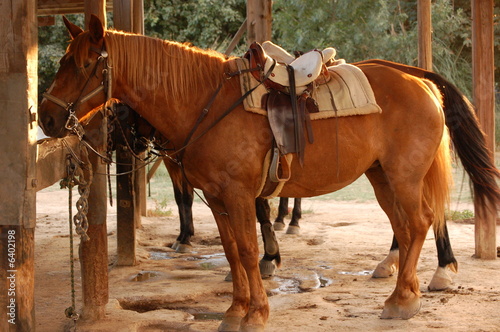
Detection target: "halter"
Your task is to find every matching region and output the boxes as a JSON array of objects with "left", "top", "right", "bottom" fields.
[{"left": 42, "top": 45, "right": 111, "bottom": 139}]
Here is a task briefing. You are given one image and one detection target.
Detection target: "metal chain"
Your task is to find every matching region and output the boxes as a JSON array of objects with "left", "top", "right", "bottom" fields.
[
  {"left": 72, "top": 144, "right": 93, "bottom": 242},
  {"left": 61, "top": 156, "right": 80, "bottom": 326}
]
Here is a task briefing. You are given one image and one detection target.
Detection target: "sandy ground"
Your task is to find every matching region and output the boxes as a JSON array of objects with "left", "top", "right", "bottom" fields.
[{"left": 34, "top": 189, "right": 500, "bottom": 332}]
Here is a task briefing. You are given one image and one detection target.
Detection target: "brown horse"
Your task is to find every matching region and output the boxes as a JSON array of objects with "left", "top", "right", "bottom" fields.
[{"left": 39, "top": 16, "right": 500, "bottom": 331}]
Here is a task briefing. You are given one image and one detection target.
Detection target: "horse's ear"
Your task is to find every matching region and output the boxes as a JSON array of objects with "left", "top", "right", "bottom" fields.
[
  {"left": 88, "top": 14, "right": 105, "bottom": 42},
  {"left": 63, "top": 16, "right": 83, "bottom": 40}
]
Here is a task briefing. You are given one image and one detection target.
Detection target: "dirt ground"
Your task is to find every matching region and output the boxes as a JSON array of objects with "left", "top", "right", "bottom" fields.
[{"left": 34, "top": 189, "right": 500, "bottom": 332}]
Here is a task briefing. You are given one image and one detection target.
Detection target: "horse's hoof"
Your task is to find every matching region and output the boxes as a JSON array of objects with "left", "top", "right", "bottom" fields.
[
  {"left": 372, "top": 262, "right": 396, "bottom": 278},
  {"left": 286, "top": 225, "right": 300, "bottom": 234},
  {"left": 175, "top": 243, "right": 193, "bottom": 253},
  {"left": 259, "top": 259, "right": 276, "bottom": 279},
  {"left": 261, "top": 224, "right": 279, "bottom": 256},
  {"left": 273, "top": 221, "right": 285, "bottom": 231},
  {"left": 428, "top": 267, "right": 452, "bottom": 291},
  {"left": 381, "top": 297, "right": 421, "bottom": 319},
  {"left": 171, "top": 241, "right": 180, "bottom": 250},
  {"left": 372, "top": 250, "right": 399, "bottom": 278},
  {"left": 241, "top": 324, "right": 265, "bottom": 332},
  {"left": 224, "top": 271, "right": 232, "bottom": 282},
  {"left": 218, "top": 316, "right": 242, "bottom": 331}
]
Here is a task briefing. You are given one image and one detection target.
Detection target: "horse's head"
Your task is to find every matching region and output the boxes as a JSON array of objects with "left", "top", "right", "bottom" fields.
[{"left": 39, "top": 15, "right": 109, "bottom": 138}]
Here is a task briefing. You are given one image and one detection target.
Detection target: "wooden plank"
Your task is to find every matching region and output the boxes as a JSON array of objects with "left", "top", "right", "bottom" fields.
[
  {"left": 147, "top": 158, "right": 163, "bottom": 183},
  {"left": 246, "top": 0, "right": 272, "bottom": 44},
  {"left": 225, "top": 18, "right": 247, "bottom": 56},
  {"left": 37, "top": 0, "right": 113, "bottom": 16},
  {"left": 417, "top": 0, "right": 432, "bottom": 70},
  {"left": 0, "top": 0, "right": 37, "bottom": 329},
  {"left": 472, "top": 0, "right": 496, "bottom": 260}
]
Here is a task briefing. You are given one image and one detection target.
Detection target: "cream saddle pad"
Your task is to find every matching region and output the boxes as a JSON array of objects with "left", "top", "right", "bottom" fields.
[{"left": 235, "top": 57, "right": 382, "bottom": 119}]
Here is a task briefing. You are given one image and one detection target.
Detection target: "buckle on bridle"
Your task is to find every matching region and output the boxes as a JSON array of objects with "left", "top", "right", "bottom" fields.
[{"left": 65, "top": 111, "right": 84, "bottom": 139}]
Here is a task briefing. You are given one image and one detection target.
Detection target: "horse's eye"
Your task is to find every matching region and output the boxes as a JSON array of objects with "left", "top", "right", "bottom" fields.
[{"left": 84, "top": 62, "right": 92, "bottom": 69}]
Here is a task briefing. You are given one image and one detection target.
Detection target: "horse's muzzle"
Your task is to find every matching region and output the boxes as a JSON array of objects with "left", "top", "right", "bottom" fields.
[{"left": 38, "top": 113, "right": 68, "bottom": 138}]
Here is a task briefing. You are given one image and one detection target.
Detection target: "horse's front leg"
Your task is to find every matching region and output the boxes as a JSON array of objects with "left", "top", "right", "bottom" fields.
[{"left": 206, "top": 194, "right": 269, "bottom": 331}]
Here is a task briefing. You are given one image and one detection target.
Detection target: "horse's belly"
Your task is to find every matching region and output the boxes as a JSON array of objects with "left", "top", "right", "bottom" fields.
[{"left": 278, "top": 149, "right": 376, "bottom": 198}]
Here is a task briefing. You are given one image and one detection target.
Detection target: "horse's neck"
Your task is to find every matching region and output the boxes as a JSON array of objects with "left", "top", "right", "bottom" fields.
[{"left": 108, "top": 35, "right": 228, "bottom": 145}]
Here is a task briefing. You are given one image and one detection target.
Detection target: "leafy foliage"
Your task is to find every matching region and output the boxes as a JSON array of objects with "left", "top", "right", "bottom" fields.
[
  {"left": 144, "top": 0, "right": 246, "bottom": 50},
  {"left": 273, "top": 0, "right": 475, "bottom": 96}
]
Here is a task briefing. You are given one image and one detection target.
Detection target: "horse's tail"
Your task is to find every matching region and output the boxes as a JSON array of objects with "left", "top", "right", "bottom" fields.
[
  {"left": 423, "top": 123, "right": 452, "bottom": 237},
  {"left": 424, "top": 71, "right": 500, "bottom": 220}
]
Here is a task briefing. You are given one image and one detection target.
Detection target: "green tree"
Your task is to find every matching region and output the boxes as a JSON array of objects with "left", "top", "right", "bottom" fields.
[
  {"left": 144, "top": 0, "right": 246, "bottom": 50},
  {"left": 272, "top": 0, "right": 475, "bottom": 96}
]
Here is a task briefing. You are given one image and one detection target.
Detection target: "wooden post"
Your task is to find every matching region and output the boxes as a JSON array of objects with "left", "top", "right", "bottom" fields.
[
  {"left": 0, "top": 0, "right": 37, "bottom": 330},
  {"left": 246, "top": 0, "right": 272, "bottom": 44},
  {"left": 116, "top": 146, "right": 137, "bottom": 265},
  {"left": 113, "top": 1, "right": 142, "bottom": 263},
  {"left": 131, "top": 0, "right": 147, "bottom": 218},
  {"left": 417, "top": 0, "right": 432, "bottom": 70},
  {"left": 472, "top": 0, "right": 496, "bottom": 260},
  {"left": 79, "top": 0, "right": 109, "bottom": 320},
  {"left": 85, "top": 0, "right": 107, "bottom": 28}
]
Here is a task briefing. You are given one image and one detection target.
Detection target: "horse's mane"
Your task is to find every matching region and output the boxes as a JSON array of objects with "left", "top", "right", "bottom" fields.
[{"left": 68, "top": 29, "right": 229, "bottom": 103}]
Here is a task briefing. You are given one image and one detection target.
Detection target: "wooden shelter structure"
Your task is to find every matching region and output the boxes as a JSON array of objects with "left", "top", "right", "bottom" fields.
[{"left": 0, "top": 0, "right": 496, "bottom": 330}]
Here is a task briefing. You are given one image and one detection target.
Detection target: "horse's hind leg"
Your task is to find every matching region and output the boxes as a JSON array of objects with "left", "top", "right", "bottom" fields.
[
  {"left": 428, "top": 223, "right": 457, "bottom": 290},
  {"left": 286, "top": 198, "right": 302, "bottom": 234},
  {"left": 383, "top": 179, "right": 435, "bottom": 319},
  {"left": 365, "top": 167, "right": 400, "bottom": 278},
  {"left": 372, "top": 213, "right": 457, "bottom": 289},
  {"left": 373, "top": 235, "right": 400, "bottom": 278},
  {"left": 366, "top": 165, "right": 432, "bottom": 319},
  {"left": 273, "top": 197, "right": 289, "bottom": 230},
  {"left": 165, "top": 160, "right": 194, "bottom": 253}
]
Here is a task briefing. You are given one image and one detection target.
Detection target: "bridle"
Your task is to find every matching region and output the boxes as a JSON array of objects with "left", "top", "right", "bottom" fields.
[{"left": 42, "top": 44, "right": 111, "bottom": 139}]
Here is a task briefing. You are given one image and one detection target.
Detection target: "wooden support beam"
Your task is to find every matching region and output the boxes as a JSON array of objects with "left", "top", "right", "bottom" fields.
[
  {"left": 113, "top": 1, "right": 143, "bottom": 261},
  {"left": 78, "top": 0, "right": 109, "bottom": 321},
  {"left": 225, "top": 18, "right": 247, "bottom": 56},
  {"left": 116, "top": 146, "right": 137, "bottom": 265},
  {"left": 84, "top": 0, "right": 107, "bottom": 28},
  {"left": 79, "top": 117, "right": 109, "bottom": 320},
  {"left": 246, "top": 0, "right": 272, "bottom": 45},
  {"left": 472, "top": 0, "right": 496, "bottom": 260},
  {"left": 131, "top": 0, "right": 146, "bottom": 218},
  {"left": 417, "top": 0, "right": 432, "bottom": 70},
  {"left": 37, "top": 0, "right": 113, "bottom": 16},
  {"left": 0, "top": 0, "right": 37, "bottom": 330}
]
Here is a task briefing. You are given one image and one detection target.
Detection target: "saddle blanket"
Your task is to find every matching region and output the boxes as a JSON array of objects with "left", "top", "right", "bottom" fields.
[{"left": 234, "top": 58, "right": 382, "bottom": 119}]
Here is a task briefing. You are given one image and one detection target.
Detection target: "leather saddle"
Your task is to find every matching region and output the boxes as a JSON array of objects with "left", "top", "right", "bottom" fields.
[{"left": 244, "top": 42, "right": 329, "bottom": 180}]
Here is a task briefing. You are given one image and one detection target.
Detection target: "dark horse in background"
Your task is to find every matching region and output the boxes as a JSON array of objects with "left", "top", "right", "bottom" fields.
[
  {"left": 39, "top": 16, "right": 500, "bottom": 331},
  {"left": 115, "top": 104, "right": 457, "bottom": 287}
]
